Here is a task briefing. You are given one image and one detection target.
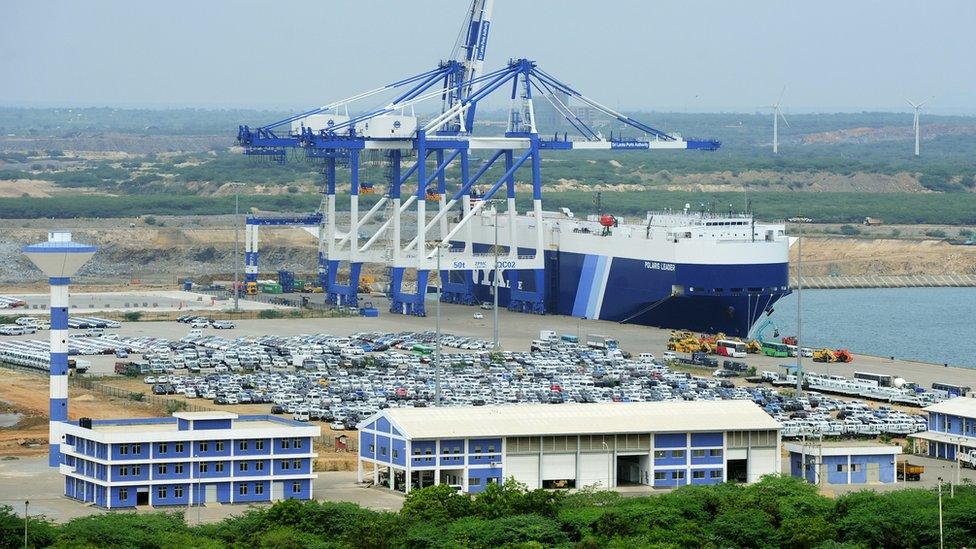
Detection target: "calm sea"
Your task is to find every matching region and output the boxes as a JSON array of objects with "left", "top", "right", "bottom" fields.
[{"left": 767, "top": 287, "right": 976, "bottom": 369}]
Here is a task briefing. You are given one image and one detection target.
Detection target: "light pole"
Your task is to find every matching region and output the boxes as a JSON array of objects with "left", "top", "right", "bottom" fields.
[
  {"left": 795, "top": 224, "right": 803, "bottom": 395},
  {"left": 233, "top": 187, "right": 241, "bottom": 312},
  {"left": 435, "top": 243, "right": 444, "bottom": 406},
  {"left": 937, "top": 476, "right": 944, "bottom": 549},
  {"left": 601, "top": 441, "right": 611, "bottom": 488},
  {"left": 23, "top": 500, "right": 28, "bottom": 549},
  {"left": 492, "top": 202, "right": 500, "bottom": 351}
]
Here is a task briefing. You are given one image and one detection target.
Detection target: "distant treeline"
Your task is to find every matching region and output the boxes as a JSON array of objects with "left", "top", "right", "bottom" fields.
[{"left": 2, "top": 191, "right": 974, "bottom": 225}]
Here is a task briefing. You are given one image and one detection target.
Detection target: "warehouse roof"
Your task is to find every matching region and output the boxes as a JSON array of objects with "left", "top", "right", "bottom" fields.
[
  {"left": 923, "top": 397, "right": 976, "bottom": 417},
  {"left": 377, "top": 401, "right": 780, "bottom": 439}
]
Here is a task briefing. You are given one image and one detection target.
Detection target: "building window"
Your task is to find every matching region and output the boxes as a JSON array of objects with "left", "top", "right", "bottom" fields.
[
  {"left": 157, "top": 486, "right": 167, "bottom": 499},
  {"left": 199, "top": 463, "right": 208, "bottom": 473},
  {"left": 654, "top": 472, "right": 666, "bottom": 480},
  {"left": 836, "top": 464, "right": 846, "bottom": 472},
  {"left": 425, "top": 448, "right": 432, "bottom": 455},
  {"left": 119, "top": 445, "right": 129, "bottom": 455},
  {"left": 281, "top": 439, "right": 292, "bottom": 449},
  {"left": 255, "top": 440, "right": 265, "bottom": 451},
  {"left": 119, "top": 488, "right": 128, "bottom": 500},
  {"left": 380, "top": 447, "right": 387, "bottom": 456},
  {"left": 157, "top": 464, "right": 168, "bottom": 475},
  {"left": 692, "top": 471, "right": 705, "bottom": 479},
  {"left": 256, "top": 461, "right": 265, "bottom": 472},
  {"left": 158, "top": 443, "right": 168, "bottom": 454},
  {"left": 215, "top": 462, "right": 225, "bottom": 473},
  {"left": 413, "top": 448, "right": 421, "bottom": 456},
  {"left": 293, "top": 459, "right": 301, "bottom": 469},
  {"left": 292, "top": 482, "right": 301, "bottom": 493},
  {"left": 175, "top": 442, "right": 184, "bottom": 453},
  {"left": 255, "top": 483, "right": 264, "bottom": 495},
  {"left": 199, "top": 442, "right": 209, "bottom": 453},
  {"left": 392, "top": 450, "right": 399, "bottom": 459},
  {"left": 369, "top": 444, "right": 375, "bottom": 453},
  {"left": 175, "top": 464, "right": 184, "bottom": 474},
  {"left": 454, "top": 448, "right": 461, "bottom": 454},
  {"left": 132, "top": 444, "right": 141, "bottom": 454},
  {"left": 216, "top": 441, "right": 225, "bottom": 452},
  {"left": 282, "top": 460, "right": 291, "bottom": 470},
  {"left": 674, "top": 471, "right": 686, "bottom": 479},
  {"left": 487, "top": 445, "right": 496, "bottom": 453},
  {"left": 692, "top": 449, "right": 706, "bottom": 458},
  {"left": 240, "top": 440, "right": 249, "bottom": 451},
  {"left": 133, "top": 466, "right": 141, "bottom": 476},
  {"left": 174, "top": 486, "right": 184, "bottom": 498},
  {"left": 240, "top": 462, "right": 249, "bottom": 472},
  {"left": 120, "top": 466, "right": 129, "bottom": 476},
  {"left": 469, "top": 477, "right": 482, "bottom": 486},
  {"left": 850, "top": 464, "right": 860, "bottom": 472},
  {"left": 474, "top": 445, "right": 482, "bottom": 454},
  {"left": 653, "top": 450, "right": 666, "bottom": 459},
  {"left": 293, "top": 438, "right": 302, "bottom": 449},
  {"left": 710, "top": 470, "right": 722, "bottom": 479},
  {"left": 672, "top": 450, "right": 685, "bottom": 459},
  {"left": 709, "top": 449, "right": 722, "bottom": 457},
  {"left": 239, "top": 484, "right": 248, "bottom": 496}
]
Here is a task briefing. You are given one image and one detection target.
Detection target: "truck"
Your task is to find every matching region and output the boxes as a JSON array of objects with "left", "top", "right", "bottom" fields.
[
  {"left": 959, "top": 449, "right": 976, "bottom": 469},
  {"left": 586, "top": 334, "right": 619, "bottom": 351},
  {"left": 539, "top": 330, "right": 557, "bottom": 342},
  {"left": 897, "top": 460, "right": 924, "bottom": 481}
]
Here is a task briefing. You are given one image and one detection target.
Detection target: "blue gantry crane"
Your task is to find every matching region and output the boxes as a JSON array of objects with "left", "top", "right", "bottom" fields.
[{"left": 236, "top": 0, "right": 720, "bottom": 315}]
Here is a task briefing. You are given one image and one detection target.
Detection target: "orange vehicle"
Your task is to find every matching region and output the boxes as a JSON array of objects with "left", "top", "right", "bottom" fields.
[{"left": 833, "top": 349, "right": 854, "bottom": 363}]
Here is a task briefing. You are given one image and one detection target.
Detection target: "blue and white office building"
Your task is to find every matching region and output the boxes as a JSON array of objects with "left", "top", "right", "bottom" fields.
[
  {"left": 786, "top": 442, "right": 901, "bottom": 485},
  {"left": 357, "top": 401, "right": 781, "bottom": 493},
  {"left": 59, "top": 412, "right": 319, "bottom": 508},
  {"left": 910, "top": 397, "right": 976, "bottom": 461}
]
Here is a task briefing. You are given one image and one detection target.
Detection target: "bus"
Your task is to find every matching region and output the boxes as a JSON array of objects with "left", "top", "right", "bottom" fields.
[
  {"left": 761, "top": 341, "right": 790, "bottom": 358},
  {"left": 932, "top": 382, "right": 970, "bottom": 397},
  {"left": 716, "top": 339, "right": 747, "bottom": 358},
  {"left": 854, "top": 371, "right": 894, "bottom": 388}
]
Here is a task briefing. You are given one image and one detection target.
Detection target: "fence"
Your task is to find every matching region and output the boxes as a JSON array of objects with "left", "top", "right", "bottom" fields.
[{"left": 69, "top": 376, "right": 216, "bottom": 413}]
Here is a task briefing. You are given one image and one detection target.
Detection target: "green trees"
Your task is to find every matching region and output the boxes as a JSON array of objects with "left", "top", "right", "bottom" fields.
[{"left": 8, "top": 478, "right": 976, "bottom": 547}]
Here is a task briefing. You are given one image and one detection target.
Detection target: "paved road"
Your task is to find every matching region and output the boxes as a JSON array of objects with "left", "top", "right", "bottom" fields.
[{"left": 0, "top": 455, "right": 402, "bottom": 523}]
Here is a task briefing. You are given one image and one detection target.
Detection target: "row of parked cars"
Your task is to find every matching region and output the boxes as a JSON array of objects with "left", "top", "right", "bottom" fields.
[
  {"left": 112, "top": 327, "right": 928, "bottom": 437},
  {"left": 176, "top": 316, "right": 236, "bottom": 329}
]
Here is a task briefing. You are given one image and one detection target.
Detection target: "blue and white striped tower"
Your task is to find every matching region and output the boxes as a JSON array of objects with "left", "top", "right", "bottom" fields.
[{"left": 23, "top": 231, "right": 95, "bottom": 467}]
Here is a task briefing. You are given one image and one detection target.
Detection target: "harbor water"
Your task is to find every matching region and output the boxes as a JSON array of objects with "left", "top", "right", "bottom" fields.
[{"left": 767, "top": 287, "right": 976, "bottom": 369}]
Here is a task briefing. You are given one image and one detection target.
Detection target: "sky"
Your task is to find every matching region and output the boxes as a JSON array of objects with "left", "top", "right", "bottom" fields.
[{"left": 2, "top": 0, "right": 974, "bottom": 114}]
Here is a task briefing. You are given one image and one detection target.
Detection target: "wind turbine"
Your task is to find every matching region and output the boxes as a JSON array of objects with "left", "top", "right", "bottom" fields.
[
  {"left": 906, "top": 98, "right": 930, "bottom": 156},
  {"left": 764, "top": 87, "right": 790, "bottom": 154}
]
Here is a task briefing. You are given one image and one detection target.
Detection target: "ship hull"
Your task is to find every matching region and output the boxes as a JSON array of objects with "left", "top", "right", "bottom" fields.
[{"left": 464, "top": 247, "right": 789, "bottom": 337}]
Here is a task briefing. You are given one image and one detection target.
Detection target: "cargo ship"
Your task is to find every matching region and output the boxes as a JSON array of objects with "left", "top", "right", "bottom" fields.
[{"left": 458, "top": 206, "right": 791, "bottom": 338}]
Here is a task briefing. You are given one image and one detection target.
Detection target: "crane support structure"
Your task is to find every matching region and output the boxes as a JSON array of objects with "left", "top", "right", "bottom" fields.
[{"left": 235, "top": 1, "right": 719, "bottom": 316}]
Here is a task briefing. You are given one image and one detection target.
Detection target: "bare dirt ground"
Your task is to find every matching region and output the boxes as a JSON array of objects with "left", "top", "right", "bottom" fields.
[
  {"left": 790, "top": 236, "right": 976, "bottom": 277},
  {"left": 0, "top": 369, "right": 163, "bottom": 457},
  {"left": 1, "top": 216, "right": 973, "bottom": 286}
]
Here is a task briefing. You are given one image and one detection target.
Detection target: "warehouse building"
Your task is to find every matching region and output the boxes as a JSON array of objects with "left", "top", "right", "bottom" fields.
[
  {"left": 786, "top": 442, "right": 901, "bottom": 485},
  {"left": 357, "top": 401, "right": 781, "bottom": 493},
  {"left": 59, "top": 412, "right": 319, "bottom": 508},
  {"left": 910, "top": 397, "right": 976, "bottom": 461}
]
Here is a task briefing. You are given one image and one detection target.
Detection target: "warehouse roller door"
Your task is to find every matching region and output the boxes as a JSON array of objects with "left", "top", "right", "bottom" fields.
[
  {"left": 579, "top": 453, "right": 612, "bottom": 488},
  {"left": 506, "top": 455, "right": 540, "bottom": 489},
  {"left": 542, "top": 454, "right": 577, "bottom": 480}
]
